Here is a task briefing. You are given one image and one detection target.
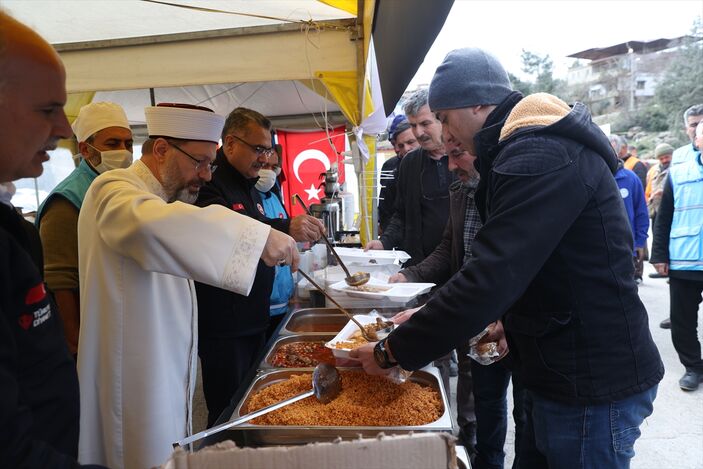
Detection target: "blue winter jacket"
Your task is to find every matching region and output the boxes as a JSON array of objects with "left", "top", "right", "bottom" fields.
[
  {"left": 257, "top": 184, "right": 295, "bottom": 316},
  {"left": 614, "top": 162, "right": 649, "bottom": 251}
]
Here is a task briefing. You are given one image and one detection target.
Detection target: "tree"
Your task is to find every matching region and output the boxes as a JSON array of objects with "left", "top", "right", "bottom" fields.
[
  {"left": 508, "top": 49, "right": 568, "bottom": 98},
  {"left": 649, "top": 19, "right": 703, "bottom": 138},
  {"left": 508, "top": 72, "right": 532, "bottom": 96}
]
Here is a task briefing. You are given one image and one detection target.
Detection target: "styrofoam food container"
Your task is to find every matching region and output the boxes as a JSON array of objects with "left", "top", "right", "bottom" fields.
[
  {"left": 325, "top": 314, "right": 386, "bottom": 359},
  {"left": 328, "top": 277, "right": 435, "bottom": 303},
  {"left": 334, "top": 247, "right": 411, "bottom": 266}
]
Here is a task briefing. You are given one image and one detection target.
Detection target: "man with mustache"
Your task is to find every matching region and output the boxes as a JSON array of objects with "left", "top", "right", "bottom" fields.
[
  {"left": 671, "top": 104, "right": 703, "bottom": 165},
  {"left": 195, "top": 107, "right": 325, "bottom": 428},
  {"left": 366, "top": 88, "right": 455, "bottom": 268},
  {"left": 76, "top": 103, "right": 299, "bottom": 469}
]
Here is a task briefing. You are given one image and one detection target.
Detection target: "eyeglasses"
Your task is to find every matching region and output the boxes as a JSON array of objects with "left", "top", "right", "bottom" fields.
[
  {"left": 169, "top": 142, "right": 217, "bottom": 174},
  {"left": 230, "top": 135, "right": 275, "bottom": 159}
]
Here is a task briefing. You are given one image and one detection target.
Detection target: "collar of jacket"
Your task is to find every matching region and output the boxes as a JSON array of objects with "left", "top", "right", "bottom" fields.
[
  {"left": 215, "top": 148, "right": 258, "bottom": 188},
  {"left": 474, "top": 91, "right": 524, "bottom": 173}
]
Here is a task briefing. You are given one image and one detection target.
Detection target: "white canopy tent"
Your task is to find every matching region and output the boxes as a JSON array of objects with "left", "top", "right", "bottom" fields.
[{"left": 4, "top": 0, "right": 453, "bottom": 240}]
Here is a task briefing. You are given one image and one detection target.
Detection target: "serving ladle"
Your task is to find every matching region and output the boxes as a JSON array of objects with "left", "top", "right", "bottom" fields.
[
  {"left": 174, "top": 363, "right": 341, "bottom": 448},
  {"left": 298, "top": 269, "right": 393, "bottom": 342},
  {"left": 294, "top": 193, "right": 370, "bottom": 287}
]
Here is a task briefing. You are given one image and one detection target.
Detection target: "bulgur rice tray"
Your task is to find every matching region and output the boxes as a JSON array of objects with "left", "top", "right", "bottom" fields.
[{"left": 245, "top": 370, "right": 443, "bottom": 426}]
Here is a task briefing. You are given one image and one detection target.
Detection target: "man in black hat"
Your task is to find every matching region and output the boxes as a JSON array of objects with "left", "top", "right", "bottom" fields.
[{"left": 378, "top": 117, "right": 419, "bottom": 233}]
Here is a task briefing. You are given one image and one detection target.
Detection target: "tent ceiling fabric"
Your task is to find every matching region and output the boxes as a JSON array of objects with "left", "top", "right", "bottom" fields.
[
  {"left": 4, "top": 0, "right": 453, "bottom": 118},
  {"left": 3, "top": 1, "right": 358, "bottom": 93},
  {"left": 3, "top": 0, "right": 354, "bottom": 45},
  {"left": 372, "top": 0, "right": 453, "bottom": 113},
  {"left": 92, "top": 80, "right": 340, "bottom": 125},
  {"left": 58, "top": 26, "right": 357, "bottom": 93}
]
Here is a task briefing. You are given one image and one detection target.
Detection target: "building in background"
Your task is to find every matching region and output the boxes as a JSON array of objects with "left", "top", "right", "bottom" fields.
[{"left": 566, "top": 36, "right": 690, "bottom": 117}]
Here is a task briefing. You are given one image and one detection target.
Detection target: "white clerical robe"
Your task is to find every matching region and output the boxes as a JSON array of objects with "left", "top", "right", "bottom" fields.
[{"left": 76, "top": 161, "right": 270, "bottom": 469}]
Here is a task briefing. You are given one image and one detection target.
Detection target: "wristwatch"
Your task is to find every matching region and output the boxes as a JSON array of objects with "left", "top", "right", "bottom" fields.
[{"left": 373, "top": 338, "right": 398, "bottom": 369}]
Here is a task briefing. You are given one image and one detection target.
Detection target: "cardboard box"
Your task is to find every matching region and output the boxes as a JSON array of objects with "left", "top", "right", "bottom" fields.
[{"left": 162, "top": 433, "right": 460, "bottom": 469}]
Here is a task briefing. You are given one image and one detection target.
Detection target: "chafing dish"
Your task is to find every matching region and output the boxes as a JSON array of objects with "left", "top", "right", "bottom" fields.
[
  {"left": 259, "top": 334, "right": 336, "bottom": 369},
  {"left": 280, "top": 307, "right": 403, "bottom": 335},
  {"left": 223, "top": 367, "right": 453, "bottom": 446}
]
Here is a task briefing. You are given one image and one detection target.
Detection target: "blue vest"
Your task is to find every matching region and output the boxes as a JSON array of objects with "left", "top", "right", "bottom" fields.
[
  {"left": 36, "top": 159, "right": 97, "bottom": 228},
  {"left": 672, "top": 143, "right": 697, "bottom": 165},
  {"left": 257, "top": 185, "right": 295, "bottom": 316},
  {"left": 668, "top": 151, "right": 703, "bottom": 271}
]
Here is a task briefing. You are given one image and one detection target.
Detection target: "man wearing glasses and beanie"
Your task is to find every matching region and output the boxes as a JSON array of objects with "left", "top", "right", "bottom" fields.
[
  {"left": 77, "top": 103, "right": 299, "bottom": 469},
  {"left": 195, "top": 107, "right": 325, "bottom": 428}
]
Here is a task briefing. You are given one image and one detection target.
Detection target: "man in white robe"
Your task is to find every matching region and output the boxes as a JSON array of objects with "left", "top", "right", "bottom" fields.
[{"left": 76, "top": 103, "right": 298, "bottom": 469}]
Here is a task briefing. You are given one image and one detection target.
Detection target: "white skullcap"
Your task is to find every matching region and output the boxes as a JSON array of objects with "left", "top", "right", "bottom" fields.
[
  {"left": 145, "top": 104, "right": 225, "bottom": 144},
  {"left": 72, "top": 101, "right": 130, "bottom": 143}
]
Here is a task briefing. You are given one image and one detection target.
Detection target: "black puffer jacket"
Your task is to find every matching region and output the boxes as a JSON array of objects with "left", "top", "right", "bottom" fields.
[{"left": 389, "top": 92, "right": 663, "bottom": 404}]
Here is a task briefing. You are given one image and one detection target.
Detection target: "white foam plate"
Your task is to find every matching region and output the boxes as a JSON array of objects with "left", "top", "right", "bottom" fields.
[
  {"left": 328, "top": 277, "right": 435, "bottom": 303},
  {"left": 334, "top": 247, "right": 411, "bottom": 266},
  {"left": 325, "top": 314, "right": 386, "bottom": 359}
]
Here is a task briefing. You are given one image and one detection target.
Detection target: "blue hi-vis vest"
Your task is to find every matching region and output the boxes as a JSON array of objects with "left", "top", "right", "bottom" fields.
[
  {"left": 668, "top": 151, "right": 703, "bottom": 271},
  {"left": 35, "top": 159, "right": 97, "bottom": 229}
]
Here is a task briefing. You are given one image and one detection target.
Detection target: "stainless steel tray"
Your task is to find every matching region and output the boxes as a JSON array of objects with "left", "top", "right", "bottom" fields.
[
  {"left": 226, "top": 367, "right": 453, "bottom": 446},
  {"left": 259, "top": 334, "right": 336, "bottom": 369},
  {"left": 280, "top": 307, "right": 403, "bottom": 335}
]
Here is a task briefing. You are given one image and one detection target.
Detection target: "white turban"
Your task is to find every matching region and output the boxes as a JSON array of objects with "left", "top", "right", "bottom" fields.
[
  {"left": 145, "top": 104, "right": 225, "bottom": 144},
  {"left": 72, "top": 102, "right": 130, "bottom": 143}
]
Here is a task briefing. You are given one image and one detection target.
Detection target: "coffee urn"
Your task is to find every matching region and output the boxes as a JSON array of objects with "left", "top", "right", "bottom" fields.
[{"left": 310, "top": 164, "right": 342, "bottom": 241}]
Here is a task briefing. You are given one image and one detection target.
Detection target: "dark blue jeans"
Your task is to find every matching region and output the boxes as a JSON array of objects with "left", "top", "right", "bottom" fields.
[
  {"left": 517, "top": 385, "right": 658, "bottom": 469},
  {"left": 471, "top": 360, "right": 527, "bottom": 469}
]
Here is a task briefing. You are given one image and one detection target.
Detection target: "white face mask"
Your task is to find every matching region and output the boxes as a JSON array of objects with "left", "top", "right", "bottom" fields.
[
  {"left": 87, "top": 144, "right": 133, "bottom": 174},
  {"left": 255, "top": 169, "right": 277, "bottom": 192}
]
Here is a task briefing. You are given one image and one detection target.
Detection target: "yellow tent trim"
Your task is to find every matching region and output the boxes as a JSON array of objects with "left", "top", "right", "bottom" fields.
[
  {"left": 64, "top": 92, "right": 96, "bottom": 124},
  {"left": 314, "top": 71, "right": 360, "bottom": 125},
  {"left": 359, "top": 134, "right": 376, "bottom": 245},
  {"left": 317, "top": 0, "right": 357, "bottom": 15},
  {"left": 59, "top": 91, "right": 95, "bottom": 150}
]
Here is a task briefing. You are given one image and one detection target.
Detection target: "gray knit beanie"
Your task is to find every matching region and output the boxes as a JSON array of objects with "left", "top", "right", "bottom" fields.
[
  {"left": 428, "top": 48, "right": 513, "bottom": 111},
  {"left": 654, "top": 143, "right": 674, "bottom": 158}
]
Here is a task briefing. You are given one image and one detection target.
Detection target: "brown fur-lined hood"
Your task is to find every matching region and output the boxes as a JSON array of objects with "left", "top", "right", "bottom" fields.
[{"left": 497, "top": 93, "right": 618, "bottom": 174}]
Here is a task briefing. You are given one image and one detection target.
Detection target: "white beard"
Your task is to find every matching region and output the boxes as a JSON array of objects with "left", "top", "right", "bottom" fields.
[{"left": 175, "top": 189, "right": 198, "bottom": 204}]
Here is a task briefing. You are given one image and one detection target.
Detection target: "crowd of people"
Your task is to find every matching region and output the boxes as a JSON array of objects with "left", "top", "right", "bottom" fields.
[
  {"left": 360, "top": 48, "right": 702, "bottom": 469},
  {"left": 1, "top": 9, "right": 702, "bottom": 469}
]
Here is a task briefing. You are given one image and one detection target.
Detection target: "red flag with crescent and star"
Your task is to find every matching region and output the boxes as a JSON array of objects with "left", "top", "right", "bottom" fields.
[{"left": 277, "top": 126, "right": 346, "bottom": 217}]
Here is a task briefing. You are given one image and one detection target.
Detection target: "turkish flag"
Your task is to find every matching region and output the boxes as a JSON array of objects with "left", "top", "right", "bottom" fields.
[{"left": 277, "top": 126, "right": 346, "bottom": 217}]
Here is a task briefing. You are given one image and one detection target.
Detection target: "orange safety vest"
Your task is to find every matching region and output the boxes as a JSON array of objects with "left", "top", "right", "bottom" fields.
[{"left": 623, "top": 155, "right": 642, "bottom": 171}]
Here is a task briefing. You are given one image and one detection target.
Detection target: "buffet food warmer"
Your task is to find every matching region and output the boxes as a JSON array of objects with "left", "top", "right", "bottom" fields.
[
  {"left": 227, "top": 367, "right": 453, "bottom": 447},
  {"left": 279, "top": 307, "right": 402, "bottom": 335},
  {"left": 203, "top": 305, "right": 455, "bottom": 449}
]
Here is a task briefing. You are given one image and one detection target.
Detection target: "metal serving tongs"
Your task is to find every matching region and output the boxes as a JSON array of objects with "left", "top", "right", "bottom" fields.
[
  {"left": 294, "top": 193, "right": 370, "bottom": 287},
  {"left": 174, "top": 364, "right": 341, "bottom": 449},
  {"left": 298, "top": 269, "right": 393, "bottom": 342}
]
